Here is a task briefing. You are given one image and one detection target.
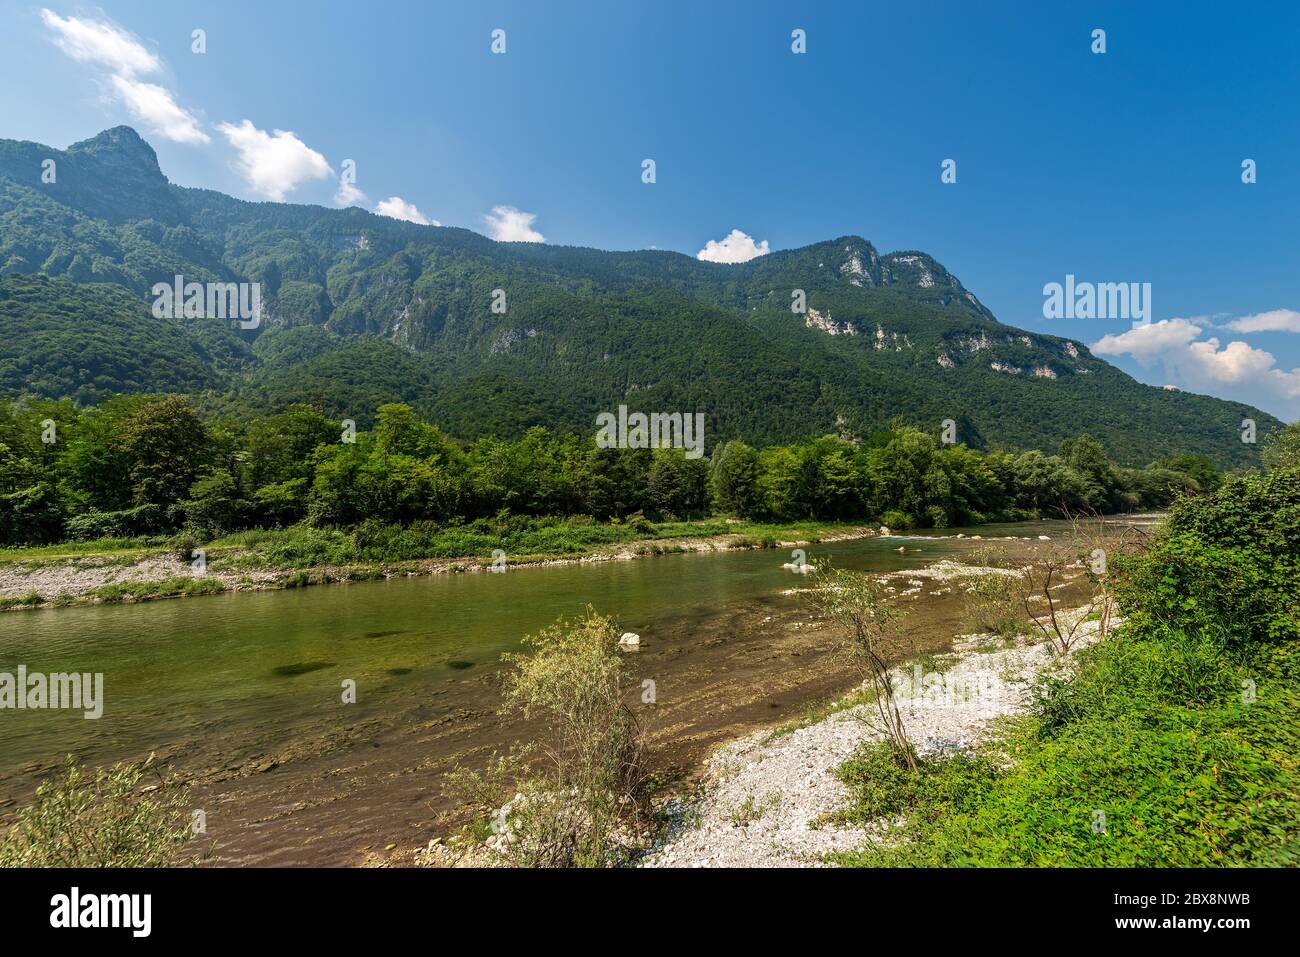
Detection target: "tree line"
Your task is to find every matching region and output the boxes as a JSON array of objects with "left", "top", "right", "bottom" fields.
[{"left": 0, "top": 395, "right": 1223, "bottom": 546}]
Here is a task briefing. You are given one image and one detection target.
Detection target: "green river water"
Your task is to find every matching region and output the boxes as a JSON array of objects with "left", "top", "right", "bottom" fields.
[{"left": 0, "top": 518, "right": 1135, "bottom": 863}]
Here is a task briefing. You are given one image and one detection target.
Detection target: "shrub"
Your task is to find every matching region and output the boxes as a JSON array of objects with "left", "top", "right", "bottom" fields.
[
  {"left": 446, "top": 609, "right": 649, "bottom": 866},
  {"left": 960, "top": 567, "right": 1025, "bottom": 641},
  {"left": 0, "top": 755, "right": 204, "bottom": 867},
  {"left": 1115, "top": 466, "right": 1300, "bottom": 645},
  {"left": 880, "top": 509, "right": 911, "bottom": 531},
  {"left": 808, "top": 565, "right": 919, "bottom": 770},
  {"left": 64, "top": 504, "right": 164, "bottom": 540},
  {"left": 836, "top": 458, "right": 1300, "bottom": 867}
]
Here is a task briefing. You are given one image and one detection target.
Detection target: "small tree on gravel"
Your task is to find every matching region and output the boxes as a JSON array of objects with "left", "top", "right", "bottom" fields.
[
  {"left": 446, "top": 608, "right": 650, "bottom": 867},
  {"left": 1019, "top": 551, "right": 1093, "bottom": 656},
  {"left": 1019, "top": 515, "right": 1149, "bottom": 655},
  {"left": 1059, "top": 509, "right": 1150, "bottom": 642},
  {"left": 808, "top": 565, "right": 918, "bottom": 771},
  {"left": 958, "top": 547, "right": 1028, "bottom": 642}
]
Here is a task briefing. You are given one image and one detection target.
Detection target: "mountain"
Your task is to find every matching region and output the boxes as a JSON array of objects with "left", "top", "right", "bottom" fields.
[{"left": 0, "top": 127, "right": 1279, "bottom": 467}]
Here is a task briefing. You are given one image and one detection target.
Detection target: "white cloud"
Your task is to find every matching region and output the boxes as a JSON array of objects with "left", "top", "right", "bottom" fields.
[
  {"left": 215, "top": 120, "right": 331, "bottom": 201},
  {"left": 375, "top": 196, "right": 439, "bottom": 226},
  {"left": 1092, "top": 318, "right": 1300, "bottom": 417},
  {"left": 108, "top": 74, "right": 209, "bottom": 144},
  {"left": 40, "top": 9, "right": 158, "bottom": 75},
  {"left": 696, "top": 228, "right": 770, "bottom": 264},
  {"left": 1224, "top": 309, "right": 1300, "bottom": 334},
  {"left": 41, "top": 9, "right": 209, "bottom": 144},
  {"left": 482, "top": 205, "right": 545, "bottom": 243},
  {"left": 335, "top": 176, "right": 367, "bottom": 207}
]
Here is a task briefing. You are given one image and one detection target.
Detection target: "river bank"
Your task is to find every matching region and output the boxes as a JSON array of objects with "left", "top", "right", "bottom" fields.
[
  {"left": 0, "top": 518, "right": 1144, "bottom": 866},
  {"left": 643, "top": 600, "right": 1109, "bottom": 867},
  {"left": 0, "top": 519, "right": 879, "bottom": 611}
]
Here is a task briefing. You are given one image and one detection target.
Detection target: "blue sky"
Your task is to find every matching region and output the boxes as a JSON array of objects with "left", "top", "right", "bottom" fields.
[{"left": 3, "top": 1, "right": 1298, "bottom": 419}]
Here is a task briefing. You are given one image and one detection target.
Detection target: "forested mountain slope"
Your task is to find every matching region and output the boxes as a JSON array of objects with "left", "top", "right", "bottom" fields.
[{"left": 0, "top": 126, "right": 1276, "bottom": 466}]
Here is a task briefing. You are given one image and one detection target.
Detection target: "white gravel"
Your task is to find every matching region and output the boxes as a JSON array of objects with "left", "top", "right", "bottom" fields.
[{"left": 644, "top": 616, "right": 1108, "bottom": 868}]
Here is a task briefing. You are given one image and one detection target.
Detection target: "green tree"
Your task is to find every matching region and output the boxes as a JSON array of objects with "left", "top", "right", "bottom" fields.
[
  {"left": 708, "top": 439, "right": 761, "bottom": 516},
  {"left": 115, "top": 396, "right": 210, "bottom": 509},
  {"left": 182, "top": 468, "right": 247, "bottom": 537},
  {"left": 647, "top": 449, "right": 708, "bottom": 518}
]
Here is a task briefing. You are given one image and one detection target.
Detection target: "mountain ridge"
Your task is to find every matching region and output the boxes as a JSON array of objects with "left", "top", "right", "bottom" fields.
[{"left": 0, "top": 127, "right": 1279, "bottom": 468}]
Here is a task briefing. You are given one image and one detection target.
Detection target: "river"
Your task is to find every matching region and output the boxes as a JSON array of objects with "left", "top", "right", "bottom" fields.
[{"left": 0, "top": 518, "right": 1143, "bottom": 864}]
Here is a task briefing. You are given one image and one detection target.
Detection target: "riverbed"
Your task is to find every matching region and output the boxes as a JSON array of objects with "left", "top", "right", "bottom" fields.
[{"left": 0, "top": 518, "right": 1153, "bottom": 865}]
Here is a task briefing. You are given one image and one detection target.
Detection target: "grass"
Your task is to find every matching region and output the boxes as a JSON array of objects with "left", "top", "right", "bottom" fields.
[
  {"left": 726, "top": 789, "right": 782, "bottom": 827},
  {"left": 762, "top": 686, "right": 877, "bottom": 744},
  {"left": 5, "top": 517, "right": 868, "bottom": 575},
  {"left": 208, "top": 517, "right": 865, "bottom": 571},
  {"left": 0, "top": 535, "right": 168, "bottom": 562},
  {"left": 830, "top": 631, "right": 1300, "bottom": 867},
  {"left": 86, "top": 576, "right": 227, "bottom": 603},
  {"left": 0, "top": 590, "right": 44, "bottom": 609}
]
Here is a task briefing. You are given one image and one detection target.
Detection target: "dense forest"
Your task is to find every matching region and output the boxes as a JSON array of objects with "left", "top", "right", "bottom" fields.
[{"left": 0, "top": 393, "right": 1222, "bottom": 548}]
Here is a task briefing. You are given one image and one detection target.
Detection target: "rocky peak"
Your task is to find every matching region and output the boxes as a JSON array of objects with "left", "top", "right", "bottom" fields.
[{"left": 67, "top": 126, "right": 162, "bottom": 172}]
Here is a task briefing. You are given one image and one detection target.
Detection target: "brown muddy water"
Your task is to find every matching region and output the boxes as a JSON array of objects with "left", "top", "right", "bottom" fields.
[{"left": 0, "top": 518, "right": 1155, "bottom": 865}]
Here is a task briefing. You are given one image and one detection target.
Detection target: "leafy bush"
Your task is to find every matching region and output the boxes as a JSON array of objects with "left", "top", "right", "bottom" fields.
[
  {"left": 835, "top": 460, "right": 1300, "bottom": 867},
  {"left": 64, "top": 503, "right": 163, "bottom": 540},
  {"left": 0, "top": 755, "right": 204, "bottom": 867},
  {"left": 1115, "top": 467, "right": 1300, "bottom": 645},
  {"left": 446, "top": 609, "right": 649, "bottom": 866}
]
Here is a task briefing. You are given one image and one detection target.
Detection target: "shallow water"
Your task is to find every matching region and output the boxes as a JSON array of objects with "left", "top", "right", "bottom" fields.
[{"left": 0, "top": 516, "right": 1155, "bottom": 863}]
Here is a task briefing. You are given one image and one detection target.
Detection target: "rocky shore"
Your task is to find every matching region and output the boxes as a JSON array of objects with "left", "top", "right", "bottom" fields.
[
  {"left": 643, "top": 610, "right": 1107, "bottom": 868},
  {"left": 0, "top": 525, "right": 878, "bottom": 610}
]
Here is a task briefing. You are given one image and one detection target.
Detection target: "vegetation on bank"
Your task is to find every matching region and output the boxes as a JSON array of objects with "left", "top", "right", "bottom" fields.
[
  {"left": 444, "top": 610, "right": 652, "bottom": 867},
  {"left": 2, "top": 394, "right": 1219, "bottom": 557},
  {"left": 5, "top": 431, "right": 1296, "bottom": 867},
  {"left": 0, "top": 755, "right": 204, "bottom": 867},
  {"left": 830, "top": 428, "right": 1300, "bottom": 866}
]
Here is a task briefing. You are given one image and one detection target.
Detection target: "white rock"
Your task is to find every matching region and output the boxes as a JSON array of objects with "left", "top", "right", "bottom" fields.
[
  {"left": 644, "top": 601, "right": 1115, "bottom": 869},
  {"left": 618, "top": 632, "right": 641, "bottom": 649}
]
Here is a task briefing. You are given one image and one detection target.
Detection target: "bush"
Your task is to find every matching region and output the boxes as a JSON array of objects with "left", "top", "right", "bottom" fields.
[
  {"left": 835, "top": 459, "right": 1300, "bottom": 867},
  {"left": 959, "top": 565, "right": 1025, "bottom": 642},
  {"left": 1115, "top": 466, "right": 1300, "bottom": 645},
  {"left": 0, "top": 755, "right": 204, "bottom": 867},
  {"left": 63, "top": 503, "right": 164, "bottom": 540},
  {"left": 446, "top": 609, "right": 649, "bottom": 866},
  {"left": 171, "top": 532, "right": 200, "bottom": 563},
  {"left": 880, "top": 509, "right": 912, "bottom": 530}
]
